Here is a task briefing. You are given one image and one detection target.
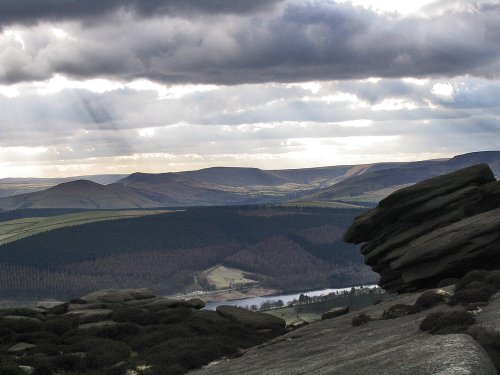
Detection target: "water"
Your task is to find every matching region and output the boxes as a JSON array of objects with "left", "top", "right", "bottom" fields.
[{"left": 203, "top": 285, "right": 377, "bottom": 310}]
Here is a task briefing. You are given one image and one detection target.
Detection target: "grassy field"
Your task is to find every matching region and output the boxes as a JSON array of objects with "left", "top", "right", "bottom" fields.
[
  {"left": 265, "top": 294, "right": 387, "bottom": 324},
  {"left": 203, "top": 265, "right": 258, "bottom": 289},
  {"left": 0, "top": 209, "right": 173, "bottom": 246},
  {"left": 332, "top": 185, "right": 413, "bottom": 203},
  {"left": 282, "top": 201, "right": 368, "bottom": 209}
]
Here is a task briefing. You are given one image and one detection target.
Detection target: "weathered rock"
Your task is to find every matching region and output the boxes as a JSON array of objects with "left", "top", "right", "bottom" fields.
[
  {"left": 216, "top": 305, "right": 285, "bottom": 330},
  {"left": 68, "top": 302, "right": 107, "bottom": 311},
  {"left": 8, "top": 342, "right": 37, "bottom": 353},
  {"left": 0, "top": 307, "right": 45, "bottom": 317},
  {"left": 123, "top": 296, "right": 161, "bottom": 307},
  {"left": 437, "top": 278, "right": 460, "bottom": 287},
  {"left": 474, "top": 295, "right": 500, "bottom": 333},
  {"left": 2, "top": 315, "right": 41, "bottom": 322},
  {"left": 78, "top": 320, "right": 119, "bottom": 329},
  {"left": 79, "top": 288, "right": 155, "bottom": 303},
  {"left": 65, "top": 308, "right": 113, "bottom": 324},
  {"left": 321, "top": 306, "right": 349, "bottom": 320},
  {"left": 19, "top": 366, "right": 35, "bottom": 375},
  {"left": 194, "top": 289, "right": 496, "bottom": 375},
  {"left": 344, "top": 164, "right": 500, "bottom": 293},
  {"left": 45, "top": 302, "right": 69, "bottom": 315},
  {"left": 143, "top": 297, "right": 205, "bottom": 311}
]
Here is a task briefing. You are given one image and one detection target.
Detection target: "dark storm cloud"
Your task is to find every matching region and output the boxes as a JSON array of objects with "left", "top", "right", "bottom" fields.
[
  {"left": 2, "top": 1, "right": 500, "bottom": 85},
  {"left": 1, "top": 0, "right": 283, "bottom": 26}
]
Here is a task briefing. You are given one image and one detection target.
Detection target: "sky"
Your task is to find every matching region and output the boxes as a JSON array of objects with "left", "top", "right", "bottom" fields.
[{"left": 1, "top": 0, "right": 500, "bottom": 178}]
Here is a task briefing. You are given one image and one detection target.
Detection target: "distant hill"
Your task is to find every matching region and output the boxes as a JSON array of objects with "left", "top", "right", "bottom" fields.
[
  {"left": 0, "top": 174, "right": 126, "bottom": 197},
  {"left": 0, "top": 180, "right": 160, "bottom": 210},
  {"left": 0, "top": 151, "right": 498, "bottom": 209},
  {"left": 302, "top": 151, "right": 500, "bottom": 203},
  {"left": 177, "top": 167, "right": 290, "bottom": 186}
]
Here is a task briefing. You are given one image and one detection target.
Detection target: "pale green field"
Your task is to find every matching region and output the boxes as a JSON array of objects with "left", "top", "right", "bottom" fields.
[
  {"left": 282, "top": 201, "right": 367, "bottom": 209},
  {"left": 203, "top": 265, "right": 258, "bottom": 290},
  {"left": 266, "top": 305, "right": 322, "bottom": 324},
  {"left": 264, "top": 294, "right": 387, "bottom": 325},
  {"left": 333, "top": 185, "right": 413, "bottom": 203},
  {"left": 0, "top": 210, "right": 173, "bottom": 246}
]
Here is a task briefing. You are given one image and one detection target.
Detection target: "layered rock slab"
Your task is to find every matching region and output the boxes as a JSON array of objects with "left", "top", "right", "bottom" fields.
[
  {"left": 193, "top": 291, "right": 496, "bottom": 375},
  {"left": 344, "top": 164, "right": 500, "bottom": 292}
]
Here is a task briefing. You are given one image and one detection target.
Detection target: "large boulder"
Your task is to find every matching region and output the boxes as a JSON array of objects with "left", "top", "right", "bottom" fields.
[
  {"left": 8, "top": 343, "right": 37, "bottom": 353},
  {"left": 143, "top": 297, "right": 205, "bottom": 311},
  {"left": 79, "top": 288, "right": 155, "bottom": 304},
  {"left": 65, "top": 308, "right": 113, "bottom": 324},
  {"left": 344, "top": 164, "right": 500, "bottom": 293},
  {"left": 216, "top": 305, "right": 285, "bottom": 330}
]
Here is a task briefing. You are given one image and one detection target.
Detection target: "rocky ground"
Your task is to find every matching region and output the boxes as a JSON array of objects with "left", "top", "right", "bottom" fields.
[
  {"left": 0, "top": 288, "right": 286, "bottom": 375},
  {"left": 193, "top": 281, "right": 500, "bottom": 375}
]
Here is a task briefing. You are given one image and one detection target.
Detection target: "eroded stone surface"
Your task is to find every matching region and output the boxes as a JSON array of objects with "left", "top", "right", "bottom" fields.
[
  {"left": 8, "top": 343, "right": 37, "bottom": 353},
  {"left": 344, "top": 164, "right": 500, "bottom": 292},
  {"left": 193, "top": 290, "right": 495, "bottom": 375},
  {"left": 65, "top": 308, "right": 113, "bottom": 323},
  {"left": 144, "top": 297, "right": 205, "bottom": 311},
  {"left": 79, "top": 288, "right": 155, "bottom": 303}
]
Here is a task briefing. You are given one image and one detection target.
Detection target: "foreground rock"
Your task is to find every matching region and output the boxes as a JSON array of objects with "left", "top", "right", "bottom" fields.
[
  {"left": 193, "top": 289, "right": 496, "bottom": 375},
  {"left": 79, "top": 288, "right": 155, "bottom": 303},
  {"left": 344, "top": 164, "right": 500, "bottom": 293},
  {"left": 0, "top": 288, "right": 286, "bottom": 375}
]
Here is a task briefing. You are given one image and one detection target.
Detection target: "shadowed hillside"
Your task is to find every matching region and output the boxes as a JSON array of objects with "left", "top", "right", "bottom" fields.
[
  {"left": 0, "top": 206, "right": 375, "bottom": 301},
  {"left": 0, "top": 151, "right": 498, "bottom": 210},
  {"left": 303, "top": 151, "right": 500, "bottom": 202}
]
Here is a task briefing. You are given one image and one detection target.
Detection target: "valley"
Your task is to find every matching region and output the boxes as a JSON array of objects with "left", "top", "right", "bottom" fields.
[
  {"left": 0, "top": 206, "right": 376, "bottom": 305},
  {"left": 1, "top": 151, "right": 498, "bottom": 210}
]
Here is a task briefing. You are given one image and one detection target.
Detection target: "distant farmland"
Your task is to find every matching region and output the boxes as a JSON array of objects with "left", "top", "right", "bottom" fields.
[{"left": 0, "top": 210, "right": 173, "bottom": 246}]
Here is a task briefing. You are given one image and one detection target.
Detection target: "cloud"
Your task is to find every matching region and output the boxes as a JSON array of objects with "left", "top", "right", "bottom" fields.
[
  {"left": 1, "top": 1, "right": 500, "bottom": 85},
  {"left": 1, "top": 0, "right": 284, "bottom": 26},
  {"left": 1, "top": 75, "right": 499, "bottom": 177}
]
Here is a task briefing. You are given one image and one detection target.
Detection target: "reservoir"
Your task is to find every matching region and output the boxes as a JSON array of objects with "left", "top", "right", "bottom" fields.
[{"left": 204, "top": 285, "right": 378, "bottom": 310}]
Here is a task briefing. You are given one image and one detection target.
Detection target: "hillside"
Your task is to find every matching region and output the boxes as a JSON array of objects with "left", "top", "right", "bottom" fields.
[
  {"left": 303, "top": 151, "right": 500, "bottom": 203},
  {"left": 0, "top": 180, "right": 165, "bottom": 210},
  {"left": 0, "top": 206, "right": 376, "bottom": 302},
  {"left": 117, "top": 172, "right": 257, "bottom": 207},
  {"left": 0, "top": 151, "right": 499, "bottom": 210},
  {"left": 0, "top": 174, "right": 125, "bottom": 198},
  {"left": 0, "top": 210, "right": 172, "bottom": 246}
]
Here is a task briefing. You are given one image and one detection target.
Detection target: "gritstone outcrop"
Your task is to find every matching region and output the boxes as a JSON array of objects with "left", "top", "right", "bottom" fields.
[{"left": 344, "top": 164, "right": 500, "bottom": 293}]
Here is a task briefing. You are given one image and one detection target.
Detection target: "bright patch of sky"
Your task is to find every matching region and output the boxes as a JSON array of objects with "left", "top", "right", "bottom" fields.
[{"left": 336, "top": 0, "right": 436, "bottom": 15}]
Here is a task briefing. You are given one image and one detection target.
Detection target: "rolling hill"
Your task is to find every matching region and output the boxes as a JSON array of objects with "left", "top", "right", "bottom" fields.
[
  {"left": 0, "top": 180, "right": 160, "bottom": 210},
  {"left": 0, "top": 174, "right": 125, "bottom": 197},
  {"left": 301, "top": 151, "right": 500, "bottom": 203},
  {"left": 0, "top": 151, "right": 498, "bottom": 209}
]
